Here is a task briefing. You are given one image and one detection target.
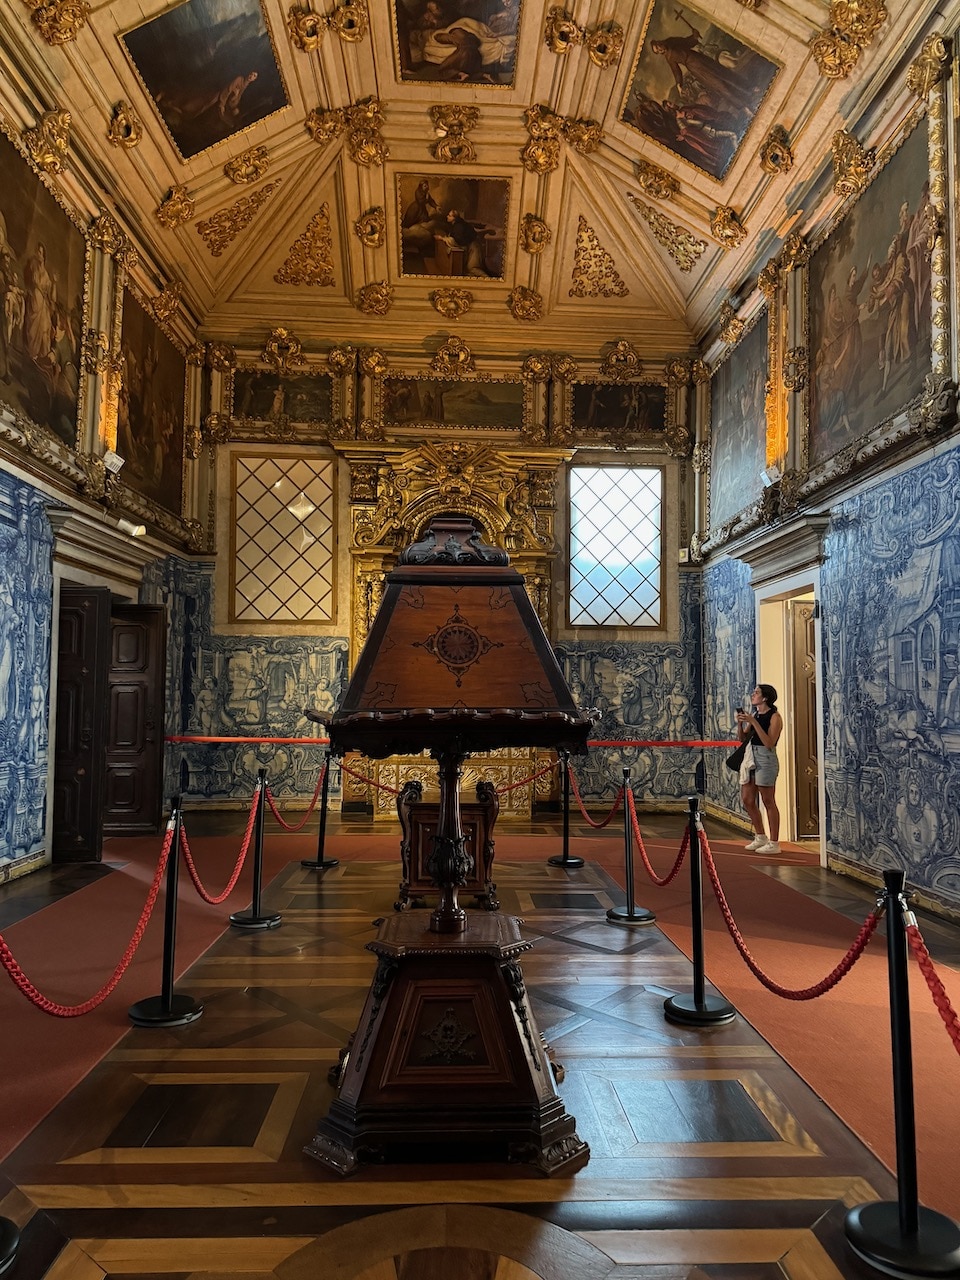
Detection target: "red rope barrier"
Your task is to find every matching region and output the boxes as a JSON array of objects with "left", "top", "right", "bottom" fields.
[
  {"left": 180, "top": 788, "right": 258, "bottom": 904},
  {"left": 626, "top": 788, "right": 688, "bottom": 886},
  {"left": 266, "top": 762, "right": 328, "bottom": 832},
  {"left": 567, "top": 767, "right": 623, "bottom": 828},
  {"left": 498, "top": 761, "right": 559, "bottom": 794},
  {"left": 700, "top": 828, "right": 881, "bottom": 998},
  {"left": 0, "top": 822, "right": 174, "bottom": 1016},
  {"left": 906, "top": 923, "right": 960, "bottom": 1057}
]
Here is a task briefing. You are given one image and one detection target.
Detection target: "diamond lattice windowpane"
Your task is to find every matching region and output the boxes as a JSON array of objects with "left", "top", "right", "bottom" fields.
[{"left": 569, "top": 466, "right": 662, "bottom": 628}]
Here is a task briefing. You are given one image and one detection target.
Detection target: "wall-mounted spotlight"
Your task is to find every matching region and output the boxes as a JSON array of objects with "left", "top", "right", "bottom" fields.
[{"left": 117, "top": 517, "right": 146, "bottom": 537}]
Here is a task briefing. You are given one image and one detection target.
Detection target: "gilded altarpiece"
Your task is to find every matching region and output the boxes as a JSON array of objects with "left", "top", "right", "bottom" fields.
[{"left": 333, "top": 438, "right": 572, "bottom": 818}]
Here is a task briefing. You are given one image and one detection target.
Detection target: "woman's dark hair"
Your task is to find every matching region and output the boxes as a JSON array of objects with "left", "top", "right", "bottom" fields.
[{"left": 758, "top": 683, "right": 778, "bottom": 709}]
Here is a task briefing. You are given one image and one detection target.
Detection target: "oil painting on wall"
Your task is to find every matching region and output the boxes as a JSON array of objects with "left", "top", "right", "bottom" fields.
[
  {"left": 619, "top": 0, "right": 779, "bottom": 181},
  {"left": 233, "top": 370, "right": 333, "bottom": 423},
  {"left": 708, "top": 315, "right": 767, "bottom": 531},
  {"left": 808, "top": 120, "right": 933, "bottom": 469},
  {"left": 398, "top": 174, "right": 508, "bottom": 278},
  {"left": 118, "top": 292, "right": 186, "bottom": 515},
  {"left": 570, "top": 382, "right": 666, "bottom": 436},
  {"left": 382, "top": 376, "right": 524, "bottom": 428},
  {"left": 120, "top": 0, "right": 288, "bottom": 160},
  {"left": 0, "top": 131, "right": 85, "bottom": 449},
  {"left": 393, "top": 0, "right": 520, "bottom": 85}
]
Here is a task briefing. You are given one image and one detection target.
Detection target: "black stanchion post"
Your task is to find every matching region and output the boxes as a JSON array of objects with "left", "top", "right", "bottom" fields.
[
  {"left": 301, "top": 751, "right": 339, "bottom": 871},
  {"left": 606, "top": 767, "right": 655, "bottom": 926},
  {"left": 230, "top": 769, "right": 282, "bottom": 931},
  {"left": 0, "top": 1215, "right": 19, "bottom": 1276},
  {"left": 548, "top": 750, "right": 584, "bottom": 869},
  {"left": 664, "top": 796, "right": 736, "bottom": 1026},
  {"left": 129, "top": 799, "right": 204, "bottom": 1028},
  {"left": 844, "top": 869, "right": 960, "bottom": 1277}
]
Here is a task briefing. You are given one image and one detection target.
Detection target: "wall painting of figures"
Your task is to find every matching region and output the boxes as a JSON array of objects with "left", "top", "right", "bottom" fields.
[
  {"left": 232, "top": 370, "right": 333, "bottom": 424},
  {"left": 398, "top": 173, "right": 509, "bottom": 278},
  {"left": 118, "top": 292, "right": 186, "bottom": 515},
  {"left": 393, "top": 0, "right": 520, "bottom": 85},
  {"left": 808, "top": 120, "right": 933, "bottom": 469},
  {"left": 570, "top": 382, "right": 667, "bottom": 436},
  {"left": 120, "top": 0, "right": 289, "bottom": 161},
  {"left": 619, "top": 0, "right": 780, "bottom": 181},
  {"left": 708, "top": 314, "right": 767, "bottom": 531},
  {"left": 382, "top": 376, "right": 524, "bottom": 429},
  {"left": 0, "top": 131, "right": 86, "bottom": 449}
]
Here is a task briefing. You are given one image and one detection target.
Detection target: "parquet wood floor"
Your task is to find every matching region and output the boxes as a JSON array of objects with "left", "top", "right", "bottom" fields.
[{"left": 2, "top": 850, "right": 902, "bottom": 1279}]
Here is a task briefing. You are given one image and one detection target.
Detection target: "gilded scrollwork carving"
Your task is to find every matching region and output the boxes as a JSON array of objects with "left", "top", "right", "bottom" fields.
[
  {"left": 832, "top": 129, "right": 874, "bottom": 197},
  {"left": 519, "top": 214, "right": 551, "bottom": 254},
  {"left": 76, "top": 453, "right": 107, "bottom": 501},
  {"left": 224, "top": 146, "right": 270, "bottom": 183},
  {"left": 759, "top": 124, "right": 793, "bottom": 174},
  {"left": 691, "top": 358, "right": 711, "bottom": 383},
  {"left": 83, "top": 328, "right": 109, "bottom": 375},
  {"left": 28, "top": 0, "right": 90, "bottom": 44},
  {"left": 779, "top": 467, "right": 804, "bottom": 514},
  {"left": 779, "top": 230, "right": 809, "bottom": 271},
  {"left": 354, "top": 206, "right": 385, "bottom": 247},
  {"left": 275, "top": 204, "right": 335, "bottom": 285},
  {"left": 507, "top": 286, "right": 543, "bottom": 321},
  {"left": 666, "top": 359, "right": 691, "bottom": 386},
  {"left": 431, "top": 337, "right": 475, "bottom": 375},
  {"left": 811, "top": 0, "right": 886, "bottom": 79},
  {"left": 569, "top": 215, "right": 627, "bottom": 298},
  {"left": 633, "top": 159, "right": 679, "bottom": 201},
  {"left": 305, "top": 96, "right": 387, "bottom": 166},
  {"left": 552, "top": 354, "right": 578, "bottom": 382},
  {"left": 287, "top": 3, "right": 325, "bottom": 48},
  {"left": 906, "top": 373, "right": 957, "bottom": 434},
  {"left": 203, "top": 412, "right": 234, "bottom": 445},
  {"left": 327, "top": 345, "right": 357, "bottom": 375},
  {"left": 186, "top": 342, "right": 205, "bottom": 366},
  {"left": 155, "top": 184, "right": 195, "bottom": 229},
  {"left": 107, "top": 101, "right": 142, "bottom": 149},
  {"left": 627, "top": 196, "right": 706, "bottom": 272},
  {"left": 265, "top": 413, "right": 296, "bottom": 442},
  {"left": 782, "top": 347, "right": 808, "bottom": 392},
  {"left": 89, "top": 212, "right": 124, "bottom": 256},
  {"left": 205, "top": 342, "right": 237, "bottom": 372},
  {"left": 430, "top": 105, "right": 479, "bottom": 163},
  {"left": 600, "top": 340, "right": 642, "bottom": 381},
  {"left": 288, "top": 0, "right": 367, "bottom": 49},
  {"left": 359, "top": 347, "right": 388, "bottom": 377},
  {"left": 585, "top": 24, "right": 624, "bottom": 68},
  {"left": 262, "top": 327, "right": 304, "bottom": 374},
  {"left": 350, "top": 463, "right": 379, "bottom": 502},
  {"left": 543, "top": 8, "right": 621, "bottom": 67},
  {"left": 710, "top": 205, "right": 746, "bottom": 248},
  {"left": 356, "top": 280, "right": 393, "bottom": 314},
  {"left": 184, "top": 421, "right": 203, "bottom": 461},
  {"left": 329, "top": 0, "right": 368, "bottom": 40},
  {"left": 153, "top": 280, "right": 182, "bottom": 322},
  {"left": 757, "top": 260, "right": 780, "bottom": 299},
  {"left": 196, "top": 181, "right": 281, "bottom": 257},
  {"left": 544, "top": 8, "right": 583, "bottom": 53},
  {"left": 430, "top": 287, "right": 473, "bottom": 319},
  {"left": 22, "top": 107, "right": 70, "bottom": 174},
  {"left": 691, "top": 443, "right": 709, "bottom": 473},
  {"left": 520, "top": 104, "right": 602, "bottom": 173},
  {"left": 718, "top": 300, "right": 745, "bottom": 346},
  {"left": 907, "top": 33, "right": 950, "bottom": 100}
]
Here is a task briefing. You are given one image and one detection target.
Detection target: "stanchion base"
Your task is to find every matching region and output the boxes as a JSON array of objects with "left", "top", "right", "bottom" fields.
[
  {"left": 0, "top": 1216, "right": 19, "bottom": 1277},
  {"left": 845, "top": 1202, "right": 960, "bottom": 1277},
  {"left": 229, "top": 911, "right": 282, "bottom": 930},
  {"left": 606, "top": 905, "right": 656, "bottom": 926},
  {"left": 547, "top": 854, "right": 585, "bottom": 868},
  {"left": 663, "top": 993, "right": 737, "bottom": 1026},
  {"left": 128, "top": 994, "right": 203, "bottom": 1028},
  {"left": 300, "top": 858, "right": 340, "bottom": 870}
]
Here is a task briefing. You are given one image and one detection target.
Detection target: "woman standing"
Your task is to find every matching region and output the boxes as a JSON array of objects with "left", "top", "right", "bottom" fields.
[{"left": 736, "top": 683, "right": 782, "bottom": 853}]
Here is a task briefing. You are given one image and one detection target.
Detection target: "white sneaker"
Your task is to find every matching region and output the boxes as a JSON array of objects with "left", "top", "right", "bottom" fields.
[
  {"left": 754, "top": 840, "right": 780, "bottom": 854},
  {"left": 744, "top": 834, "right": 765, "bottom": 850}
]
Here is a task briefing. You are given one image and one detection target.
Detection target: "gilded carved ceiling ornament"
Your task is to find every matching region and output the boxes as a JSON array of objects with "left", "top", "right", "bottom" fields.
[
  {"left": 569, "top": 216, "right": 627, "bottom": 298},
  {"left": 666, "top": 359, "right": 691, "bottom": 386},
  {"left": 305, "top": 96, "right": 386, "bottom": 165},
  {"left": 205, "top": 342, "right": 237, "bottom": 372},
  {"left": 224, "top": 146, "right": 270, "bottom": 183},
  {"left": 519, "top": 213, "right": 551, "bottom": 254},
  {"left": 543, "top": 8, "right": 622, "bottom": 67},
  {"left": 521, "top": 353, "right": 553, "bottom": 382},
  {"left": 288, "top": 5, "right": 326, "bottom": 49},
  {"left": 354, "top": 206, "right": 386, "bottom": 247},
  {"left": 262, "top": 328, "right": 305, "bottom": 375},
  {"left": 585, "top": 24, "right": 624, "bottom": 68},
  {"left": 304, "top": 106, "right": 344, "bottom": 146},
  {"left": 710, "top": 205, "right": 747, "bottom": 248},
  {"left": 274, "top": 203, "right": 335, "bottom": 285},
  {"left": 22, "top": 107, "right": 70, "bottom": 174},
  {"left": 907, "top": 33, "right": 950, "bottom": 100},
  {"left": 626, "top": 195, "right": 706, "bottom": 273},
  {"left": 287, "top": 0, "right": 367, "bottom": 50},
  {"left": 185, "top": 342, "right": 206, "bottom": 366},
  {"left": 196, "top": 181, "right": 282, "bottom": 257},
  {"left": 507, "top": 286, "right": 543, "bottom": 321},
  {"left": 356, "top": 280, "right": 393, "bottom": 314},
  {"left": 811, "top": 0, "right": 886, "bottom": 78},
  {"left": 107, "top": 101, "right": 142, "bottom": 149},
  {"left": 600, "top": 340, "right": 642, "bottom": 381},
  {"left": 718, "top": 300, "right": 745, "bottom": 345},
  {"left": 155, "top": 184, "right": 195, "bottom": 229},
  {"left": 28, "top": 0, "right": 90, "bottom": 44},
  {"left": 327, "top": 345, "right": 357, "bottom": 374},
  {"left": 759, "top": 124, "right": 794, "bottom": 174},
  {"left": 544, "top": 8, "right": 583, "bottom": 53},
  {"left": 153, "top": 280, "right": 182, "bottom": 323},
  {"left": 431, "top": 337, "right": 475, "bottom": 375},
  {"left": 430, "top": 287, "right": 473, "bottom": 319},
  {"left": 430, "top": 105, "right": 479, "bottom": 164},
  {"left": 520, "top": 104, "right": 602, "bottom": 173},
  {"left": 359, "top": 347, "right": 388, "bottom": 377},
  {"left": 831, "top": 129, "right": 875, "bottom": 197},
  {"left": 89, "top": 212, "right": 124, "bottom": 256},
  {"left": 634, "top": 159, "right": 679, "bottom": 201}
]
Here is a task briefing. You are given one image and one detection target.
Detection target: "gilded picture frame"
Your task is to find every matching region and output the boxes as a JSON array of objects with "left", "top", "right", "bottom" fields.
[
  {"left": 231, "top": 368, "right": 335, "bottom": 427},
  {"left": 707, "top": 311, "right": 768, "bottom": 533},
  {"left": 397, "top": 173, "right": 510, "bottom": 279},
  {"left": 377, "top": 372, "right": 528, "bottom": 432},
  {"left": 392, "top": 0, "right": 521, "bottom": 86},
  {"left": 564, "top": 380, "right": 668, "bottom": 442}
]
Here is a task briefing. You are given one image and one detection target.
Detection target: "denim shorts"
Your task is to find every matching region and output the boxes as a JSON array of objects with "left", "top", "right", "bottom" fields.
[{"left": 749, "top": 744, "right": 779, "bottom": 787}]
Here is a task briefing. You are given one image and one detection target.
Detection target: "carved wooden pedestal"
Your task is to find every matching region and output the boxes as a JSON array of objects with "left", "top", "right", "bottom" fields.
[
  {"left": 396, "top": 779, "right": 500, "bottom": 911},
  {"left": 305, "top": 911, "right": 589, "bottom": 1177}
]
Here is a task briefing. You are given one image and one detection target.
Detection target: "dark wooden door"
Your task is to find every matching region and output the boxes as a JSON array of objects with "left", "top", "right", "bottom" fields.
[
  {"left": 52, "top": 586, "right": 111, "bottom": 862},
  {"left": 104, "top": 604, "right": 165, "bottom": 834},
  {"left": 790, "top": 600, "right": 820, "bottom": 838}
]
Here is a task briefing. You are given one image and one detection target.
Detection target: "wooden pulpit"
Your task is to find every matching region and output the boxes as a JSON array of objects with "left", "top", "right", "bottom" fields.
[{"left": 304, "top": 515, "right": 592, "bottom": 1176}]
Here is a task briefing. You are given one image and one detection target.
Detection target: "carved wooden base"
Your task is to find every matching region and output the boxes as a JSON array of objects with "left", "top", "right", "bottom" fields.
[{"left": 304, "top": 912, "right": 589, "bottom": 1178}]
